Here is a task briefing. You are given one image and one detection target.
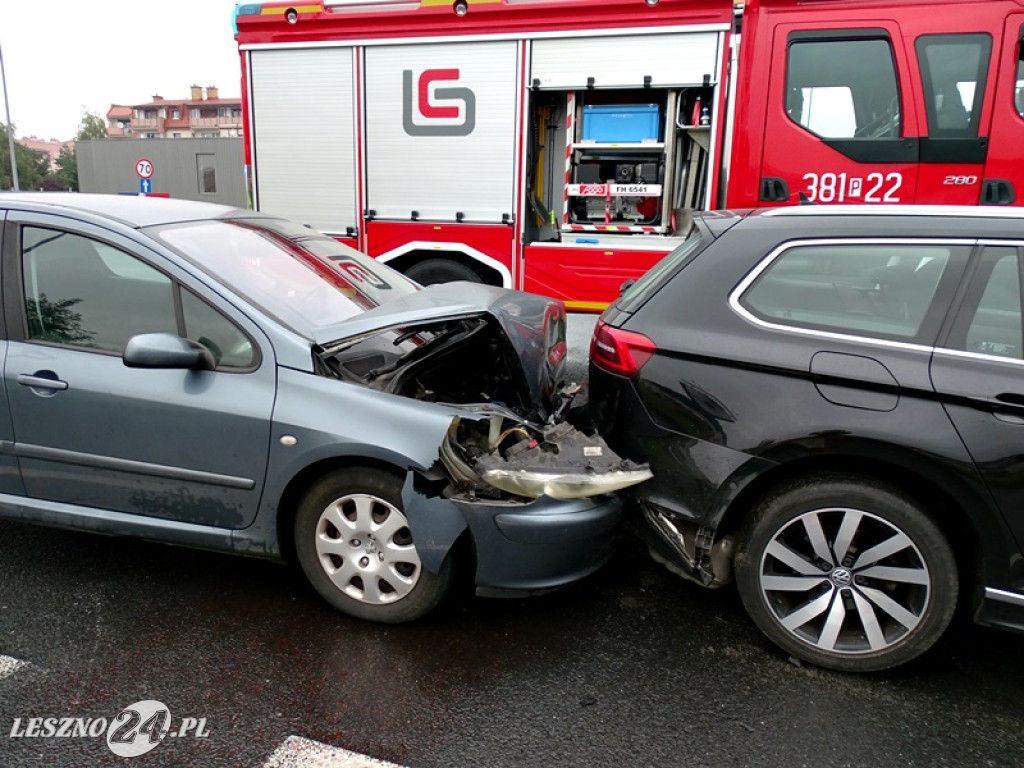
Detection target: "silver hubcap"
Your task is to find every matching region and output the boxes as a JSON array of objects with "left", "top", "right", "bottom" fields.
[
  {"left": 758, "top": 507, "right": 931, "bottom": 655},
  {"left": 314, "top": 493, "right": 421, "bottom": 605}
]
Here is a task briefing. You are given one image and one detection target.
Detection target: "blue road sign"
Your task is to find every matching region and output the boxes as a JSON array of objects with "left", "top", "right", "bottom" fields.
[{"left": 140, "top": 178, "right": 152, "bottom": 194}]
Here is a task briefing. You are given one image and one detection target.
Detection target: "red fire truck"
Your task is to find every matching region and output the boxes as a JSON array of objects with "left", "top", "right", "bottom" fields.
[{"left": 233, "top": 0, "right": 1024, "bottom": 310}]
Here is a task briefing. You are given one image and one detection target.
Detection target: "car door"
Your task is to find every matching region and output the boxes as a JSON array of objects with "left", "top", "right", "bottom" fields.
[
  {"left": 0, "top": 212, "right": 276, "bottom": 529},
  {"left": 930, "top": 244, "right": 1024, "bottom": 549}
]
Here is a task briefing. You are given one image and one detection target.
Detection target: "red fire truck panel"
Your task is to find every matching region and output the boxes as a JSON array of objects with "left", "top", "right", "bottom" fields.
[{"left": 365, "top": 42, "right": 519, "bottom": 223}]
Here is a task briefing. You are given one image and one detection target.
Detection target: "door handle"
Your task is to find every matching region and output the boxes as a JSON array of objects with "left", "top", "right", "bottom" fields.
[
  {"left": 981, "top": 179, "right": 1016, "bottom": 206},
  {"left": 990, "top": 393, "right": 1024, "bottom": 424},
  {"left": 17, "top": 373, "right": 68, "bottom": 391},
  {"left": 994, "top": 392, "right": 1024, "bottom": 407},
  {"left": 759, "top": 177, "right": 790, "bottom": 203}
]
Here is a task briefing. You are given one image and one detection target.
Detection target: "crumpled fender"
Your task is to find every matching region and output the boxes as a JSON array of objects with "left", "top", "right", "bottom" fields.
[{"left": 400, "top": 473, "right": 468, "bottom": 575}]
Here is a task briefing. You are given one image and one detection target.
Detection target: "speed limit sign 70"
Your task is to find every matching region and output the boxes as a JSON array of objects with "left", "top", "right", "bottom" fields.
[{"left": 135, "top": 159, "right": 154, "bottom": 179}]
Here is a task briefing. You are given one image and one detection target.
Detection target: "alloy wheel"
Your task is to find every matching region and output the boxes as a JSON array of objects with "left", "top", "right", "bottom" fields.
[{"left": 757, "top": 506, "right": 932, "bottom": 655}]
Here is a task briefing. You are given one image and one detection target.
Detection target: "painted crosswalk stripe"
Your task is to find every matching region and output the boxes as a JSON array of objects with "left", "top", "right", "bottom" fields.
[
  {"left": 0, "top": 654, "right": 27, "bottom": 680},
  {"left": 264, "top": 736, "right": 408, "bottom": 768}
]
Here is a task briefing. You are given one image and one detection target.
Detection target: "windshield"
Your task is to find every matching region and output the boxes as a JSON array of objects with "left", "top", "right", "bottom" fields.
[{"left": 150, "top": 217, "right": 419, "bottom": 333}]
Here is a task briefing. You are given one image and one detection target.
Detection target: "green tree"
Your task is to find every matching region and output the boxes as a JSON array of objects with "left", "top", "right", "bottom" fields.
[
  {"left": 38, "top": 109, "right": 108, "bottom": 192},
  {"left": 0, "top": 123, "right": 48, "bottom": 190},
  {"left": 76, "top": 110, "right": 108, "bottom": 140},
  {"left": 53, "top": 144, "right": 78, "bottom": 191},
  {"left": 25, "top": 294, "right": 92, "bottom": 346}
]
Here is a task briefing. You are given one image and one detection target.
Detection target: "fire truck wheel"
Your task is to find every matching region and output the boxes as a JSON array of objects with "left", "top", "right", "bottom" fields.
[{"left": 405, "top": 258, "right": 483, "bottom": 285}]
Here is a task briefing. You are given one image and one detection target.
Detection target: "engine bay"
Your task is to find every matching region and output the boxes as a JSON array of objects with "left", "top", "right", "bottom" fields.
[{"left": 317, "top": 315, "right": 651, "bottom": 501}]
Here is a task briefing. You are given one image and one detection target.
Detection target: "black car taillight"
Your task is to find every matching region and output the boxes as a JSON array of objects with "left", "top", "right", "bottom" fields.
[{"left": 590, "top": 319, "right": 656, "bottom": 377}]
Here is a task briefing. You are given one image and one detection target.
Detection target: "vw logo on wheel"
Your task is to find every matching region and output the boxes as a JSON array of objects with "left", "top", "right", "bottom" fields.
[{"left": 831, "top": 567, "right": 853, "bottom": 587}]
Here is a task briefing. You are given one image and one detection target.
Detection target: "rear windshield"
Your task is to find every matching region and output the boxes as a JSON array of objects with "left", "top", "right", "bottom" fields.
[
  {"left": 150, "top": 217, "right": 418, "bottom": 333},
  {"left": 616, "top": 229, "right": 705, "bottom": 313}
]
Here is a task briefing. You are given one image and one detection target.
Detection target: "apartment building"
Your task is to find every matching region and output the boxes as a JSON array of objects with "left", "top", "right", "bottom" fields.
[
  {"left": 106, "top": 85, "right": 242, "bottom": 139},
  {"left": 16, "top": 137, "right": 73, "bottom": 172}
]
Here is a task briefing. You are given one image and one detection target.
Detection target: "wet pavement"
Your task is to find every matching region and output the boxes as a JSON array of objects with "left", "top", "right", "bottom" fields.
[
  {"left": 0, "top": 313, "right": 1021, "bottom": 767},
  {"left": 1, "top": 515, "right": 1022, "bottom": 767}
]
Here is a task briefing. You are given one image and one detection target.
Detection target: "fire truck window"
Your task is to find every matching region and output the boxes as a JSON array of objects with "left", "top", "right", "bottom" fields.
[
  {"left": 1015, "top": 29, "right": 1024, "bottom": 117},
  {"left": 916, "top": 34, "right": 992, "bottom": 137},
  {"left": 786, "top": 38, "right": 900, "bottom": 140}
]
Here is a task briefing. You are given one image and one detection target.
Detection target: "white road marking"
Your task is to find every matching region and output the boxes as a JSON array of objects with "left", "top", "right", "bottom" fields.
[
  {"left": 264, "top": 736, "right": 408, "bottom": 768},
  {"left": 0, "top": 654, "right": 27, "bottom": 680}
]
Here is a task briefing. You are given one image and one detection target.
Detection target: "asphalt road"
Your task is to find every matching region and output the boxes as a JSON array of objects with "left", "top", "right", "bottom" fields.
[{"left": 0, "top": 313, "right": 1022, "bottom": 767}]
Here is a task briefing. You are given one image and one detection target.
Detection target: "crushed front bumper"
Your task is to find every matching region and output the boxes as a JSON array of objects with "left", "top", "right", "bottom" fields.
[
  {"left": 462, "top": 492, "right": 622, "bottom": 596},
  {"left": 402, "top": 475, "right": 621, "bottom": 597}
]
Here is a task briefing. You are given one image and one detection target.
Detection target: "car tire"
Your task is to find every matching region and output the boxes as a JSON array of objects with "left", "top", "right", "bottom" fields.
[
  {"left": 405, "top": 258, "right": 482, "bottom": 285},
  {"left": 294, "top": 467, "right": 454, "bottom": 623},
  {"left": 734, "top": 474, "right": 958, "bottom": 672}
]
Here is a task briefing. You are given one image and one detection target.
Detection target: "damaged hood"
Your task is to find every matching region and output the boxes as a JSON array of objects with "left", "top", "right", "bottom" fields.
[
  {"left": 313, "top": 282, "right": 652, "bottom": 502},
  {"left": 316, "top": 282, "right": 567, "bottom": 420}
]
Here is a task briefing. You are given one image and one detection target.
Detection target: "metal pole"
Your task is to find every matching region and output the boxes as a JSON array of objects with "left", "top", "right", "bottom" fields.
[{"left": 0, "top": 43, "right": 19, "bottom": 191}]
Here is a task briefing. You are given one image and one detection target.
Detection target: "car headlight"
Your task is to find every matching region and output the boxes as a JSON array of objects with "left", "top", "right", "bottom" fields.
[{"left": 481, "top": 467, "right": 653, "bottom": 500}]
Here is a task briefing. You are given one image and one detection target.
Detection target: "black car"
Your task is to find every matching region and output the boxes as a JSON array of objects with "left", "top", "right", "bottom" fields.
[{"left": 589, "top": 206, "right": 1024, "bottom": 672}]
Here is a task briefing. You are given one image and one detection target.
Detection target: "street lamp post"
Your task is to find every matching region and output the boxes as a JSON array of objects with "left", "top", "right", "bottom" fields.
[{"left": 0, "top": 43, "right": 19, "bottom": 191}]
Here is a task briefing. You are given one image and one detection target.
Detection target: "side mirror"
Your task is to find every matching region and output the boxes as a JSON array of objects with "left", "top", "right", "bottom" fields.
[{"left": 123, "top": 333, "right": 217, "bottom": 371}]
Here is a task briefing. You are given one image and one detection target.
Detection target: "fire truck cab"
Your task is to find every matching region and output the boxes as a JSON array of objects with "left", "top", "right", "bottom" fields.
[{"left": 233, "top": 0, "right": 1024, "bottom": 309}]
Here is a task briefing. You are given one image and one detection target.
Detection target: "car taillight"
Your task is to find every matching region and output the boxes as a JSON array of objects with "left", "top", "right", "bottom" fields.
[{"left": 590, "top": 319, "right": 656, "bottom": 377}]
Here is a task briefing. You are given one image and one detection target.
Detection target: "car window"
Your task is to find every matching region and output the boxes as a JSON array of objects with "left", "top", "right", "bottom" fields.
[
  {"left": 946, "top": 247, "right": 1022, "bottom": 359},
  {"left": 180, "top": 290, "right": 257, "bottom": 369},
  {"left": 94, "top": 241, "right": 170, "bottom": 282},
  {"left": 22, "top": 227, "right": 178, "bottom": 352},
  {"left": 21, "top": 226, "right": 258, "bottom": 370},
  {"left": 738, "top": 243, "right": 962, "bottom": 340},
  {"left": 616, "top": 228, "right": 705, "bottom": 312}
]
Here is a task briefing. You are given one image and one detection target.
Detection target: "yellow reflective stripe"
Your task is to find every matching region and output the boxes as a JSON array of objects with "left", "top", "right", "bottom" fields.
[
  {"left": 564, "top": 301, "right": 609, "bottom": 312},
  {"left": 261, "top": 4, "right": 321, "bottom": 14}
]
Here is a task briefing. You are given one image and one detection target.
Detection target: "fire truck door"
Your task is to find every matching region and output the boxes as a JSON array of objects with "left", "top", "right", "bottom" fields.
[
  {"left": 912, "top": 31, "right": 996, "bottom": 205},
  {"left": 761, "top": 23, "right": 921, "bottom": 206},
  {"left": 981, "top": 15, "right": 1024, "bottom": 206}
]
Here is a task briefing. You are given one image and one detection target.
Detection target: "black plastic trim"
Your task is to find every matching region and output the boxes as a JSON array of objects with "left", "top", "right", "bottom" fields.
[
  {"left": 787, "top": 27, "right": 890, "bottom": 43},
  {"left": 821, "top": 138, "right": 919, "bottom": 164},
  {"left": 919, "top": 137, "right": 988, "bottom": 165}
]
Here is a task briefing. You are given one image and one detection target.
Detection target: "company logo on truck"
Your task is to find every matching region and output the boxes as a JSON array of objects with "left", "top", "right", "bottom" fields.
[{"left": 402, "top": 69, "right": 476, "bottom": 136}]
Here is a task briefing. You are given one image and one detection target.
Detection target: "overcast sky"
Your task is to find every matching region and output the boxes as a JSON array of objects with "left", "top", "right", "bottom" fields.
[{"left": 3, "top": 0, "right": 243, "bottom": 141}]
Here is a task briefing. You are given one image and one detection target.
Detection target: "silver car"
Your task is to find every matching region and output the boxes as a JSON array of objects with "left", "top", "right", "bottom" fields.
[{"left": 0, "top": 193, "right": 649, "bottom": 622}]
